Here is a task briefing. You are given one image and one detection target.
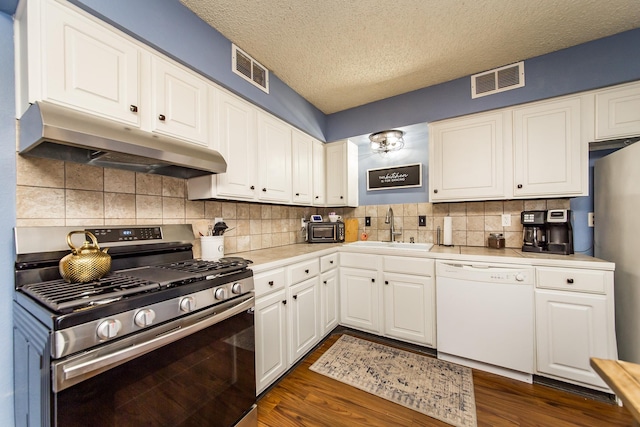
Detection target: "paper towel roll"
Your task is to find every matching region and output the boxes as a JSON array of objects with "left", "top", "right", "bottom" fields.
[{"left": 443, "top": 216, "right": 453, "bottom": 246}]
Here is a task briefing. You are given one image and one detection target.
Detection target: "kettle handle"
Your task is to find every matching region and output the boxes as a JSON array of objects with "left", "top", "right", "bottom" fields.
[{"left": 66, "top": 230, "right": 100, "bottom": 252}]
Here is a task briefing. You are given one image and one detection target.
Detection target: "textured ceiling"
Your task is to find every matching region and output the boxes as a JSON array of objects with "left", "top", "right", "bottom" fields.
[{"left": 181, "top": 0, "right": 640, "bottom": 114}]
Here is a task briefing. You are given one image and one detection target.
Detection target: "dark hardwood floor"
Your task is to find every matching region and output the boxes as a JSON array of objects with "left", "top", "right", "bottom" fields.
[{"left": 257, "top": 332, "right": 633, "bottom": 426}]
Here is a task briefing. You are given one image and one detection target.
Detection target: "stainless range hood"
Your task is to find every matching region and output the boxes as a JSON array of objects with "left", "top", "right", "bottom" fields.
[{"left": 18, "top": 102, "right": 227, "bottom": 179}]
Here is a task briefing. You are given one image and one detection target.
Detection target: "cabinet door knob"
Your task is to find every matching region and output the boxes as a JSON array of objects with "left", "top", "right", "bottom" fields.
[
  {"left": 250, "top": 185, "right": 255, "bottom": 190},
  {"left": 371, "top": 278, "right": 375, "bottom": 283},
  {"left": 296, "top": 193, "right": 300, "bottom": 196},
  {"left": 282, "top": 300, "right": 287, "bottom": 305},
  {"left": 268, "top": 280, "right": 274, "bottom": 286},
  {"left": 323, "top": 280, "right": 327, "bottom": 284},
  {"left": 329, "top": 260, "right": 334, "bottom": 264},
  {"left": 567, "top": 278, "right": 574, "bottom": 284},
  {"left": 158, "top": 114, "right": 166, "bottom": 121},
  {"left": 385, "top": 281, "right": 389, "bottom": 285},
  {"left": 293, "top": 295, "right": 298, "bottom": 300},
  {"left": 305, "top": 269, "right": 309, "bottom": 274},
  {"left": 130, "top": 105, "right": 138, "bottom": 113},
  {"left": 315, "top": 196, "right": 319, "bottom": 199},
  {"left": 433, "top": 189, "right": 438, "bottom": 194},
  {"left": 517, "top": 184, "right": 523, "bottom": 189},
  {"left": 262, "top": 188, "right": 267, "bottom": 192},
  {"left": 340, "top": 196, "right": 344, "bottom": 199}
]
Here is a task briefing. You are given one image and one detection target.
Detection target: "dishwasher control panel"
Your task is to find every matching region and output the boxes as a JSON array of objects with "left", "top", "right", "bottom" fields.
[{"left": 436, "top": 261, "right": 534, "bottom": 285}]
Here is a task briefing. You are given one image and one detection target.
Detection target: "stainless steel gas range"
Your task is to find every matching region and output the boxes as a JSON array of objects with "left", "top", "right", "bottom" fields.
[{"left": 13, "top": 224, "right": 257, "bottom": 427}]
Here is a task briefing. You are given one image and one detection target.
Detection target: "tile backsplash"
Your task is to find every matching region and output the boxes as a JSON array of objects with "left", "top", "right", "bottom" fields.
[{"left": 16, "top": 157, "right": 570, "bottom": 255}]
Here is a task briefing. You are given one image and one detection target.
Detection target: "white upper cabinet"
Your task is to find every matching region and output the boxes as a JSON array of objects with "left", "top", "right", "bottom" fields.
[
  {"left": 291, "top": 129, "right": 314, "bottom": 205},
  {"left": 257, "top": 112, "right": 292, "bottom": 203},
  {"left": 594, "top": 81, "right": 640, "bottom": 140},
  {"left": 326, "top": 139, "right": 358, "bottom": 207},
  {"left": 513, "top": 96, "right": 587, "bottom": 198},
  {"left": 215, "top": 91, "right": 258, "bottom": 199},
  {"left": 22, "top": 0, "right": 141, "bottom": 125},
  {"left": 150, "top": 57, "right": 210, "bottom": 146},
  {"left": 312, "top": 140, "right": 326, "bottom": 206},
  {"left": 429, "top": 111, "right": 511, "bottom": 201}
]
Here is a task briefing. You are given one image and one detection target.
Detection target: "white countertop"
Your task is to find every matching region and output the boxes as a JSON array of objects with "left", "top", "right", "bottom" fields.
[{"left": 234, "top": 241, "right": 614, "bottom": 272}]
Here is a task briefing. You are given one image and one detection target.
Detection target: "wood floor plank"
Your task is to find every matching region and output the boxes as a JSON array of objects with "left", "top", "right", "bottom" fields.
[{"left": 258, "top": 332, "right": 633, "bottom": 426}]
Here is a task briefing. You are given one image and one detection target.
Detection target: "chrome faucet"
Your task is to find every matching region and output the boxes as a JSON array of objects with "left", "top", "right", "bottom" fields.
[{"left": 384, "top": 207, "right": 403, "bottom": 242}]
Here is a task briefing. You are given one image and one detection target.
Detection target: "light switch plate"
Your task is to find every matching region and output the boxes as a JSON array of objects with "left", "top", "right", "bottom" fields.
[
  {"left": 419, "top": 215, "right": 426, "bottom": 226},
  {"left": 588, "top": 212, "right": 595, "bottom": 227},
  {"left": 365, "top": 216, "right": 371, "bottom": 227},
  {"left": 501, "top": 214, "right": 511, "bottom": 227}
]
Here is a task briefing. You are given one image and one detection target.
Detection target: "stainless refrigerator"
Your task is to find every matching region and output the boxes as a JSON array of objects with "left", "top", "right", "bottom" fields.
[{"left": 594, "top": 141, "right": 640, "bottom": 363}]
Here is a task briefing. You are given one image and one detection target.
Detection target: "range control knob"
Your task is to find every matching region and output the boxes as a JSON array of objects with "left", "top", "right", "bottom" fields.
[
  {"left": 231, "top": 283, "right": 243, "bottom": 294},
  {"left": 134, "top": 309, "right": 156, "bottom": 327},
  {"left": 179, "top": 296, "right": 196, "bottom": 313},
  {"left": 96, "top": 319, "right": 122, "bottom": 340},
  {"left": 214, "top": 287, "right": 227, "bottom": 300},
  {"left": 515, "top": 273, "right": 525, "bottom": 282}
]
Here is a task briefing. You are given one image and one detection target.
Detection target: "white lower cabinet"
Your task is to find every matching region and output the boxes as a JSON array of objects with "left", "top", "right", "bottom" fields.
[
  {"left": 255, "top": 255, "right": 327, "bottom": 394},
  {"left": 383, "top": 272, "right": 435, "bottom": 346},
  {"left": 255, "top": 289, "right": 287, "bottom": 394},
  {"left": 340, "top": 267, "right": 380, "bottom": 333},
  {"left": 288, "top": 277, "right": 320, "bottom": 364},
  {"left": 320, "top": 253, "right": 339, "bottom": 336},
  {"left": 534, "top": 267, "right": 617, "bottom": 391}
]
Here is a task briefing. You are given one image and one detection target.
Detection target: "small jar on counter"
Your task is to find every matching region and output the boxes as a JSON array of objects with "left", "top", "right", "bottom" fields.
[{"left": 488, "top": 233, "right": 505, "bottom": 249}]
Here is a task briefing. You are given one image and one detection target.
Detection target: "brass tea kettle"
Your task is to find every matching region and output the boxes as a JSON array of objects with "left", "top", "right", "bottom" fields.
[{"left": 59, "top": 231, "right": 111, "bottom": 283}]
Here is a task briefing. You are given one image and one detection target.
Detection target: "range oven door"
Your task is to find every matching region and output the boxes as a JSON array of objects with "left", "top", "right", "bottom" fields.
[{"left": 52, "top": 295, "right": 256, "bottom": 427}]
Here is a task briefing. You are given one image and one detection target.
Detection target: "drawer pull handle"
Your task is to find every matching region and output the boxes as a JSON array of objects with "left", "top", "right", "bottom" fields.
[
  {"left": 305, "top": 269, "right": 309, "bottom": 274},
  {"left": 130, "top": 105, "right": 138, "bottom": 113},
  {"left": 268, "top": 281, "right": 274, "bottom": 286},
  {"left": 567, "top": 278, "right": 574, "bottom": 284}
]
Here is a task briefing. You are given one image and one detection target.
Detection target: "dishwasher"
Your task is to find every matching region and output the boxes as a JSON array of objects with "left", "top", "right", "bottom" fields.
[{"left": 436, "top": 260, "right": 535, "bottom": 383}]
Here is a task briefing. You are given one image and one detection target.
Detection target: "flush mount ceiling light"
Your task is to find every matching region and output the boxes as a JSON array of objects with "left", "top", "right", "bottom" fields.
[{"left": 369, "top": 129, "right": 405, "bottom": 154}]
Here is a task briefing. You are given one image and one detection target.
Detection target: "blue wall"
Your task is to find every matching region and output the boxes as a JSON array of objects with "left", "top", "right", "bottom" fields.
[
  {"left": 326, "top": 29, "right": 640, "bottom": 141},
  {"left": 0, "top": 10, "right": 17, "bottom": 427}
]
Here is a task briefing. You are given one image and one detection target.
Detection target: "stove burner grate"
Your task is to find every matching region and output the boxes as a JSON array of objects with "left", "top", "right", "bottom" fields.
[
  {"left": 160, "top": 257, "right": 253, "bottom": 275},
  {"left": 20, "top": 273, "right": 160, "bottom": 313}
]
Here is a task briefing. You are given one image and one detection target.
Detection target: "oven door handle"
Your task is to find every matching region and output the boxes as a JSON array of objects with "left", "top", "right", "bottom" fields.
[{"left": 53, "top": 295, "right": 254, "bottom": 392}]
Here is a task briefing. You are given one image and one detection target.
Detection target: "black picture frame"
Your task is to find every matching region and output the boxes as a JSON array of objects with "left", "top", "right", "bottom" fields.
[{"left": 366, "top": 163, "right": 422, "bottom": 191}]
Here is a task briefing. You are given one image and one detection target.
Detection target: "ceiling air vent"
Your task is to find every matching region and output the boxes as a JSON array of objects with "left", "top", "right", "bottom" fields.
[
  {"left": 471, "top": 62, "right": 524, "bottom": 99},
  {"left": 232, "top": 44, "right": 269, "bottom": 93}
]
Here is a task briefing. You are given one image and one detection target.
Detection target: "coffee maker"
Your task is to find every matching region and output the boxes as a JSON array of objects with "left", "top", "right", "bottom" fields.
[{"left": 521, "top": 209, "right": 574, "bottom": 255}]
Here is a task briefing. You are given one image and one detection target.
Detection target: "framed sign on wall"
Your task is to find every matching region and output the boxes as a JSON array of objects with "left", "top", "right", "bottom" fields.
[{"left": 367, "top": 163, "right": 422, "bottom": 191}]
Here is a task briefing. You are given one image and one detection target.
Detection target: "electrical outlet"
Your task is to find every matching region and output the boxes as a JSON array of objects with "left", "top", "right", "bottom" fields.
[
  {"left": 588, "top": 212, "right": 595, "bottom": 227},
  {"left": 501, "top": 214, "right": 511, "bottom": 227},
  {"left": 365, "top": 216, "right": 371, "bottom": 227},
  {"left": 419, "top": 215, "right": 426, "bottom": 226}
]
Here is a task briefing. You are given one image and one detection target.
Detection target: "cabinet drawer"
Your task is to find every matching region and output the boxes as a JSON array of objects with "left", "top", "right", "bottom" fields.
[
  {"left": 320, "top": 253, "right": 338, "bottom": 272},
  {"left": 536, "top": 267, "right": 606, "bottom": 294},
  {"left": 290, "top": 259, "right": 319, "bottom": 284},
  {"left": 254, "top": 268, "right": 286, "bottom": 297},
  {"left": 383, "top": 256, "right": 434, "bottom": 276},
  {"left": 340, "top": 252, "right": 376, "bottom": 270}
]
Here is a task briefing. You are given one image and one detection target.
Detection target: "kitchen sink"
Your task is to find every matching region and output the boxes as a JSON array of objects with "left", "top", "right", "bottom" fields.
[{"left": 346, "top": 241, "right": 433, "bottom": 251}]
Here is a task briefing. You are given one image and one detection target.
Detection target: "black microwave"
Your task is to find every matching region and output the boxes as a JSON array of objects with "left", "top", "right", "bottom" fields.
[{"left": 307, "top": 222, "right": 345, "bottom": 243}]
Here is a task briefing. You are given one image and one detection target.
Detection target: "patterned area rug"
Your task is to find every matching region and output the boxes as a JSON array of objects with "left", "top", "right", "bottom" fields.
[{"left": 310, "top": 335, "right": 477, "bottom": 427}]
